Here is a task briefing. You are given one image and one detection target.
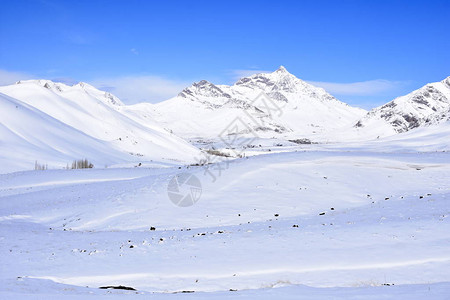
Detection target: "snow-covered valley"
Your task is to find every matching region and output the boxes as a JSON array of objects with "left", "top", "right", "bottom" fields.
[{"left": 1, "top": 136, "right": 449, "bottom": 299}]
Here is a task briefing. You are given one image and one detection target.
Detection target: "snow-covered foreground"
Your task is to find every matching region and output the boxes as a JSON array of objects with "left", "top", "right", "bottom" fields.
[{"left": 1, "top": 148, "right": 449, "bottom": 299}]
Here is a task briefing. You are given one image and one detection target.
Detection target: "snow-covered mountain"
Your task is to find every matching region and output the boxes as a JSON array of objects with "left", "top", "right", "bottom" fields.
[
  {"left": 148, "top": 67, "right": 367, "bottom": 141},
  {"left": 2, "top": 72, "right": 449, "bottom": 174},
  {"left": 353, "top": 76, "right": 450, "bottom": 138},
  {"left": 0, "top": 80, "right": 201, "bottom": 173}
]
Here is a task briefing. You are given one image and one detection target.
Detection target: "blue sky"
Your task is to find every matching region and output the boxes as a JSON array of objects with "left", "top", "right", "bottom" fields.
[{"left": 0, "top": 0, "right": 449, "bottom": 108}]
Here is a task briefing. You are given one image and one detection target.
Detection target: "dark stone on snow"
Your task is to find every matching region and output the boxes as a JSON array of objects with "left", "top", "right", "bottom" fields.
[{"left": 99, "top": 285, "right": 136, "bottom": 291}]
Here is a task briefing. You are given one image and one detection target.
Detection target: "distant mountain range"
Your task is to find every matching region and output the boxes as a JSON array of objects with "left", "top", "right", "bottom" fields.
[
  {"left": 0, "top": 68, "right": 448, "bottom": 172},
  {"left": 147, "top": 67, "right": 450, "bottom": 142}
]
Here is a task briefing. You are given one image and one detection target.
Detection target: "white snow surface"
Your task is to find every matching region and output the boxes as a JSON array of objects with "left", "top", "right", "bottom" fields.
[{"left": 1, "top": 126, "right": 449, "bottom": 298}]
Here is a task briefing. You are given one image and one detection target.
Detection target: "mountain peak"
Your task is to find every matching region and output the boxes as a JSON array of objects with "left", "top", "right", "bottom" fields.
[
  {"left": 179, "top": 80, "right": 231, "bottom": 99},
  {"left": 275, "top": 66, "right": 288, "bottom": 73},
  {"left": 233, "top": 66, "right": 306, "bottom": 94},
  {"left": 269, "top": 66, "right": 298, "bottom": 81},
  {"left": 194, "top": 80, "right": 214, "bottom": 87}
]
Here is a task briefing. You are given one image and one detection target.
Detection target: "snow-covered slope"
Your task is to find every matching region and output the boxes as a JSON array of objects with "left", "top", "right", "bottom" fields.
[
  {"left": 0, "top": 81, "right": 201, "bottom": 173},
  {"left": 148, "top": 67, "right": 367, "bottom": 141},
  {"left": 0, "top": 92, "right": 128, "bottom": 173},
  {"left": 353, "top": 76, "right": 450, "bottom": 139}
]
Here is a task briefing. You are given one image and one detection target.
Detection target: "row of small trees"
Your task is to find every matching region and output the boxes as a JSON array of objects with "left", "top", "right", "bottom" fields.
[
  {"left": 34, "top": 159, "right": 94, "bottom": 170},
  {"left": 70, "top": 159, "right": 94, "bottom": 169}
]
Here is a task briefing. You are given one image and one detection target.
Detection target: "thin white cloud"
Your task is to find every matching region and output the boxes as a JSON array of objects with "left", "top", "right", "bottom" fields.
[
  {"left": 307, "top": 79, "right": 409, "bottom": 96},
  {"left": 130, "top": 48, "right": 139, "bottom": 55},
  {"left": 0, "top": 69, "right": 34, "bottom": 86},
  {"left": 89, "top": 75, "right": 192, "bottom": 104}
]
